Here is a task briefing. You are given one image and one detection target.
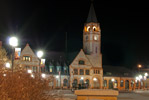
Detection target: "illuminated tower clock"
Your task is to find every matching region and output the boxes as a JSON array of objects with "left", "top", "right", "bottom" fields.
[{"left": 83, "top": 3, "right": 101, "bottom": 55}]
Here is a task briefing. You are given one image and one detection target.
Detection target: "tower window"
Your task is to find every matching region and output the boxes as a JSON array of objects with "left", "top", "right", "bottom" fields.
[
  {"left": 93, "top": 26, "right": 96, "bottom": 31},
  {"left": 87, "top": 26, "right": 90, "bottom": 32},
  {"left": 79, "top": 60, "right": 85, "bottom": 65}
]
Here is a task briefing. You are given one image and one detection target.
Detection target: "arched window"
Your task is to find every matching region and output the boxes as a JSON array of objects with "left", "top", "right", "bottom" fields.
[
  {"left": 80, "top": 69, "right": 84, "bottom": 75},
  {"left": 63, "top": 79, "right": 68, "bottom": 86},
  {"left": 104, "top": 80, "right": 107, "bottom": 87},
  {"left": 73, "top": 79, "right": 78, "bottom": 87},
  {"left": 85, "top": 79, "right": 90, "bottom": 88},
  {"left": 120, "top": 80, "right": 124, "bottom": 87},
  {"left": 87, "top": 26, "right": 90, "bottom": 32},
  {"left": 93, "top": 26, "right": 96, "bottom": 31},
  {"left": 79, "top": 60, "right": 85, "bottom": 65}
]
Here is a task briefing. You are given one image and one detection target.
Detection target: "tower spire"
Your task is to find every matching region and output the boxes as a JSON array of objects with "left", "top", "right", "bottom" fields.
[{"left": 86, "top": 3, "right": 98, "bottom": 23}]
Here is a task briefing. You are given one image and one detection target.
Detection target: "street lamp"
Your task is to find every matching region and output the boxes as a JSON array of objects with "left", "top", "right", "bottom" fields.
[
  {"left": 5, "top": 62, "right": 11, "bottom": 68},
  {"left": 145, "top": 73, "right": 148, "bottom": 77},
  {"left": 41, "top": 73, "right": 46, "bottom": 78},
  {"left": 9, "top": 36, "right": 18, "bottom": 72},
  {"left": 27, "top": 69, "right": 32, "bottom": 74},
  {"left": 37, "top": 50, "right": 44, "bottom": 73}
]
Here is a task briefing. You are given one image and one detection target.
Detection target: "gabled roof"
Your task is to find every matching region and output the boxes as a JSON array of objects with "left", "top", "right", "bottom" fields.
[
  {"left": 70, "top": 49, "right": 92, "bottom": 67},
  {"left": 21, "top": 43, "right": 37, "bottom": 57},
  {"left": 86, "top": 55, "right": 101, "bottom": 67},
  {"left": 86, "top": 3, "right": 98, "bottom": 23}
]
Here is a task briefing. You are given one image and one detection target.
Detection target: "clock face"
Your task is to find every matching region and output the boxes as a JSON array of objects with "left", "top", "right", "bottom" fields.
[{"left": 94, "top": 36, "right": 98, "bottom": 40}]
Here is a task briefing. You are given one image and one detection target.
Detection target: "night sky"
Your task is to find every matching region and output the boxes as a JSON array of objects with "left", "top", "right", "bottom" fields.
[{"left": 0, "top": 0, "right": 149, "bottom": 68}]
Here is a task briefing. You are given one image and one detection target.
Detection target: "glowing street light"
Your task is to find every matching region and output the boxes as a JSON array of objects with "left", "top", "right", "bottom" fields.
[
  {"left": 37, "top": 51, "right": 44, "bottom": 58},
  {"left": 139, "top": 75, "right": 143, "bottom": 79},
  {"left": 9, "top": 36, "right": 18, "bottom": 73},
  {"left": 81, "top": 77, "right": 84, "bottom": 80},
  {"left": 9, "top": 37, "right": 18, "bottom": 47},
  {"left": 145, "top": 73, "right": 148, "bottom": 77},
  {"left": 41, "top": 73, "right": 46, "bottom": 78},
  {"left": 111, "top": 78, "right": 115, "bottom": 82},
  {"left": 56, "top": 75, "right": 59, "bottom": 79},
  {"left": 93, "top": 78, "right": 97, "bottom": 81},
  {"left": 136, "top": 77, "right": 139, "bottom": 80},
  {"left": 5, "top": 62, "right": 11, "bottom": 68},
  {"left": 37, "top": 50, "right": 44, "bottom": 73},
  {"left": 27, "top": 69, "right": 32, "bottom": 74},
  {"left": 31, "top": 74, "right": 34, "bottom": 78},
  {"left": 3, "top": 74, "right": 6, "bottom": 77}
]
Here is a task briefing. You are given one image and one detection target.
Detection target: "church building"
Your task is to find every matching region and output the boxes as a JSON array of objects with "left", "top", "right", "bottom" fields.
[{"left": 69, "top": 3, "right": 103, "bottom": 89}]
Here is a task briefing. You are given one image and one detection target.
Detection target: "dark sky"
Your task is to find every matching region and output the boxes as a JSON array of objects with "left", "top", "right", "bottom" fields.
[{"left": 0, "top": 0, "right": 149, "bottom": 68}]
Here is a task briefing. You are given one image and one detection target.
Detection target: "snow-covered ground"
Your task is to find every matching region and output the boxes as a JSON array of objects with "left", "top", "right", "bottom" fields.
[
  {"left": 46, "top": 90, "right": 149, "bottom": 100},
  {"left": 118, "top": 90, "right": 149, "bottom": 100}
]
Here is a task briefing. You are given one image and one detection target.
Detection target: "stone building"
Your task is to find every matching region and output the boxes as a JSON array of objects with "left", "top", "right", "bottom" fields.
[
  {"left": 14, "top": 43, "right": 40, "bottom": 72},
  {"left": 69, "top": 3, "right": 103, "bottom": 89}
]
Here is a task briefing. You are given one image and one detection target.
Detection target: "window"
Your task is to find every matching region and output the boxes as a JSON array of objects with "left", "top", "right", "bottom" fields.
[
  {"left": 93, "top": 26, "right": 96, "bottom": 31},
  {"left": 63, "top": 79, "right": 68, "bottom": 86},
  {"left": 98, "top": 70, "right": 100, "bottom": 74},
  {"left": 57, "top": 66, "right": 61, "bottom": 72},
  {"left": 64, "top": 67, "right": 68, "bottom": 74},
  {"left": 94, "top": 70, "right": 96, "bottom": 74},
  {"left": 74, "top": 69, "right": 78, "bottom": 75},
  {"left": 80, "top": 69, "right": 84, "bottom": 75},
  {"left": 32, "top": 66, "right": 37, "bottom": 72},
  {"left": 49, "top": 66, "right": 53, "bottom": 72},
  {"left": 104, "top": 80, "right": 107, "bottom": 87},
  {"left": 79, "top": 60, "right": 85, "bottom": 65},
  {"left": 73, "top": 79, "right": 78, "bottom": 87},
  {"left": 25, "top": 66, "right": 30, "bottom": 70},
  {"left": 106, "top": 72, "right": 112, "bottom": 76},
  {"left": 87, "top": 26, "right": 90, "bottom": 32},
  {"left": 120, "top": 80, "right": 124, "bottom": 87},
  {"left": 23, "top": 56, "right": 31, "bottom": 61},
  {"left": 86, "top": 70, "right": 90, "bottom": 75}
]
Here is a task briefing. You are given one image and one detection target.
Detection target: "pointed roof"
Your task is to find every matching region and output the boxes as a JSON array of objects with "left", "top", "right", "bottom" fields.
[{"left": 86, "top": 3, "right": 98, "bottom": 23}]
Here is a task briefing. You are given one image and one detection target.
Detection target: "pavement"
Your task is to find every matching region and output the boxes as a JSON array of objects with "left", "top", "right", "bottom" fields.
[
  {"left": 118, "top": 90, "right": 149, "bottom": 100},
  {"left": 45, "top": 89, "right": 149, "bottom": 100}
]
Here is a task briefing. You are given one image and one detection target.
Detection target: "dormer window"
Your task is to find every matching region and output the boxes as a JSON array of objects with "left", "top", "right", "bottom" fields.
[
  {"left": 79, "top": 60, "right": 85, "bottom": 65},
  {"left": 87, "top": 26, "right": 90, "bottom": 32},
  {"left": 23, "top": 56, "right": 31, "bottom": 61},
  {"left": 93, "top": 26, "right": 96, "bottom": 31}
]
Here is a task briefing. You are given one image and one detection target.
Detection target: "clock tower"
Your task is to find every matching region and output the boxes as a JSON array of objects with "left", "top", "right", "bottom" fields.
[{"left": 83, "top": 3, "right": 101, "bottom": 55}]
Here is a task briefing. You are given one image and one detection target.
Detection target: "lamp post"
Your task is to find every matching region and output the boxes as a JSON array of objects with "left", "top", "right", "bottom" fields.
[
  {"left": 37, "top": 51, "right": 43, "bottom": 73},
  {"left": 138, "top": 64, "right": 142, "bottom": 73},
  {"left": 9, "top": 37, "right": 18, "bottom": 72}
]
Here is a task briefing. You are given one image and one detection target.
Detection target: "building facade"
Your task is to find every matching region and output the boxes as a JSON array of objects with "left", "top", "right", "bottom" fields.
[{"left": 69, "top": 3, "right": 103, "bottom": 89}]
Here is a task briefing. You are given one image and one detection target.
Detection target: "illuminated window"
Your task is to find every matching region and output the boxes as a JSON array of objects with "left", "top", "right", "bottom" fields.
[
  {"left": 86, "top": 70, "right": 90, "bottom": 75},
  {"left": 49, "top": 66, "right": 53, "bottom": 72},
  {"left": 32, "top": 66, "right": 37, "bottom": 72},
  {"left": 57, "top": 66, "right": 61, "bottom": 72},
  {"left": 93, "top": 26, "right": 96, "bottom": 31},
  {"left": 64, "top": 67, "right": 68, "bottom": 74},
  {"left": 104, "top": 80, "right": 107, "bottom": 87},
  {"left": 23, "top": 56, "right": 31, "bottom": 61},
  {"left": 120, "top": 80, "right": 124, "bottom": 87},
  {"left": 94, "top": 35, "right": 98, "bottom": 40},
  {"left": 87, "top": 26, "right": 90, "bottom": 32},
  {"left": 63, "top": 79, "right": 68, "bottom": 86},
  {"left": 80, "top": 69, "right": 84, "bottom": 75},
  {"left": 79, "top": 60, "right": 85, "bottom": 65},
  {"left": 74, "top": 69, "right": 78, "bottom": 75}
]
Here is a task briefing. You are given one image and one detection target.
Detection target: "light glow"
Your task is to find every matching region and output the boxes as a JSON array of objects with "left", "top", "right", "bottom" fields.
[
  {"left": 81, "top": 77, "right": 84, "bottom": 80},
  {"left": 56, "top": 75, "right": 59, "bottom": 79},
  {"left": 9, "top": 37, "right": 18, "bottom": 47},
  {"left": 93, "top": 78, "right": 97, "bottom": 81},
  {"left": 145, "top": 73, "right": 148, "bottom": 77},
  {"left": 27, "top": 69, "right": 32, "bottom": 74},
  {"left": 139, "top": 75, "right": 142, "bottom": 79},
  {"left": 5, "top": 62, "right": 11, "bottom": 68},
  {"left": 41, "top": 73, "right": 46, "bottom": 78},
  {"left": 111, "top": 78, "right": 115, "bottom": 82},
  {"left": 37, "top": 51, "right": 43, "bottom": 58}
]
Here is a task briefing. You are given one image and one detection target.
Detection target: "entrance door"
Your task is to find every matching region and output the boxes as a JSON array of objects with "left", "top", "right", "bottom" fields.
[{"left": 125, "top": 80, "right": 129, "bottom": 90}]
